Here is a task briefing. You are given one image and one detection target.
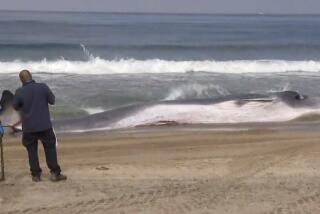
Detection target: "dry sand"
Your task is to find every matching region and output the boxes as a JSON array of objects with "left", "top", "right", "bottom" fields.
[{"left": 1, "top": 125, "right": 320, "bottom": 214}]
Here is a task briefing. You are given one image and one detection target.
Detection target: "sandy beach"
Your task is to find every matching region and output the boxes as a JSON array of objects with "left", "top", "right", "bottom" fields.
[{"left": 1, "top": 125, "right": 320, "bottom": 214}]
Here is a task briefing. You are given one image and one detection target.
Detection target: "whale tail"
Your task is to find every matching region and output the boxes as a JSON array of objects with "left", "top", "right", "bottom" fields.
[{"left": 0, "top": 90, "right": 21, "bottom": 134}]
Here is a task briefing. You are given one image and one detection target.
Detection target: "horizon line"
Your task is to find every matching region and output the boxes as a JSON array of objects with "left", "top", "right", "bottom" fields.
[{"left": 1, "top": 9, "right": 320, "bottom": 16}]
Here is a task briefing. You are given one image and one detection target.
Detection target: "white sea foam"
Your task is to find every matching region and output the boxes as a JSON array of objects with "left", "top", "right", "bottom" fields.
[
  {"left": 1, "top": 58, "right": 320, "bottom": 74},
  {"left": 164, "top": 83, "right": 230, "bottom": 100},
  {"left": 83, "top": 107, "right": 105, "bottom": 115}
]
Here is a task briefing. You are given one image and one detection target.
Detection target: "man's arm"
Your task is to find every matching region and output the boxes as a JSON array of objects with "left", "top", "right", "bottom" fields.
[
  {"left": 46, "top": 84, "right": 55, "bottom": 105},
  {"left": 12, "top": 90, "right": 23, "bottom": 111}
]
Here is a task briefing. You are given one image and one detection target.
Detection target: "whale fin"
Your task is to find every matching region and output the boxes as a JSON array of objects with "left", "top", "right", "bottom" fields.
[
  {"left": 241, "top": 98, "right": 274, "bottom": 102},
  {"left": 0, "top": 90, "right": 14, "bottom": 111},
  {"left": 0, "top": 90, "right": 21, "bottom": 134},
  {"left": 235, "top": 98, "right": 274, "bottom": 106}
]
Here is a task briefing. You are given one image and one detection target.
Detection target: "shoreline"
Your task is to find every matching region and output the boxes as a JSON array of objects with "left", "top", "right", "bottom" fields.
[{"left": 53, "top": 120, "right": 320, "bottom": 135}]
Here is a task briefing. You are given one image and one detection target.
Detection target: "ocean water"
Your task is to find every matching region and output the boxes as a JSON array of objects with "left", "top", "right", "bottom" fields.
[{"left": 2, "top": 11, "right": 320, "bottom": 120}]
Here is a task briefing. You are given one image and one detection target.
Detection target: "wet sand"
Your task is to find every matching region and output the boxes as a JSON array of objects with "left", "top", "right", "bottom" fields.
[{"left": 1, "top": 125, "right": 320, "bottom": 214}]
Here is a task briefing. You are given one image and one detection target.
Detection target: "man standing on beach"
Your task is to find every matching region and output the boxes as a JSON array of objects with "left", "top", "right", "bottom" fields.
[{"left": 12, "top": 70, "right": 67, "bottom": 182}]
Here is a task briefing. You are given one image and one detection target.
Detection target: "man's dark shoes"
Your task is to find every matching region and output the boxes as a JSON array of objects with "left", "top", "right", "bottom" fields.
[
  {"left": 32, "top": 176, "right": 41, "bottom": 182},
  {"left": 50, "top": 173, "right": 67, "bottom": 182}
]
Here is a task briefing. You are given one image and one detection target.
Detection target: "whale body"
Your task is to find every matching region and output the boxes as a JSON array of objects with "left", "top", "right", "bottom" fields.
[
  {"left": 1, "top": 90, "right": 320, "bottom": 133},
  {"left": 52, "top": 91, "right": 320, "bottom": 132}
]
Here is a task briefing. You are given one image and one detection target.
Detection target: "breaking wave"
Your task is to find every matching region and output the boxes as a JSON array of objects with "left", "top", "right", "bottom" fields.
[
  {"left": 164, "top": 83, "right": 230, "bottom": 100},
  {"left": 2, "top": 58, "right": 320, "bottom": 74}
]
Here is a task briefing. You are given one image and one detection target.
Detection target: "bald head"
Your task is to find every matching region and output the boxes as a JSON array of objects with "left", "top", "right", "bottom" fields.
[{"left": 19, "top": 70, "right": 32, "bottom": 84}]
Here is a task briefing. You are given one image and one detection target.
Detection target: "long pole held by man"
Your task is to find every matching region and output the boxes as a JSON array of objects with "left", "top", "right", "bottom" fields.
[{"left": 0, "top": 122, "right": 5, "bottom": 181}]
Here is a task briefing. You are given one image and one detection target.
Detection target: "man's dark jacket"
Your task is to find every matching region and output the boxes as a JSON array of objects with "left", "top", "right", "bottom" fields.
[{"left": 12, "top": 80, "right": 55, "bottom": 133}]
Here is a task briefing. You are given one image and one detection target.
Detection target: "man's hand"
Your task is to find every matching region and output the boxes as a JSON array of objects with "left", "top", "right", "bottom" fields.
[{"left": 46, "top": 84, "right": 55, "bottom": 105}]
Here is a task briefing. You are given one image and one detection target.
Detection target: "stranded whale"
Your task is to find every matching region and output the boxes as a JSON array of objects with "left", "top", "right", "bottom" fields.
[
  {"left": 52, "top": 91, "right": 320, "bottom": 132},
  {"left": 1, "top": 90, "right": 320, "bottom": 133}
]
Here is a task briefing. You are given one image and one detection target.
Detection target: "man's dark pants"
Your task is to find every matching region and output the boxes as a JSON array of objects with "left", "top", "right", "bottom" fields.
[{"left": 22, "top": 128, "right": 61, "bottom": 177}]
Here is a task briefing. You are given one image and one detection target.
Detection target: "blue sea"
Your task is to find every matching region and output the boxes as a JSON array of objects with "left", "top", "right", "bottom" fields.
[
  {"left": 2, "top": 11, "right": 320, "bottom": 61},
  {"left": 1, "top": 11, "right": 320, "bottom": 119}
]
